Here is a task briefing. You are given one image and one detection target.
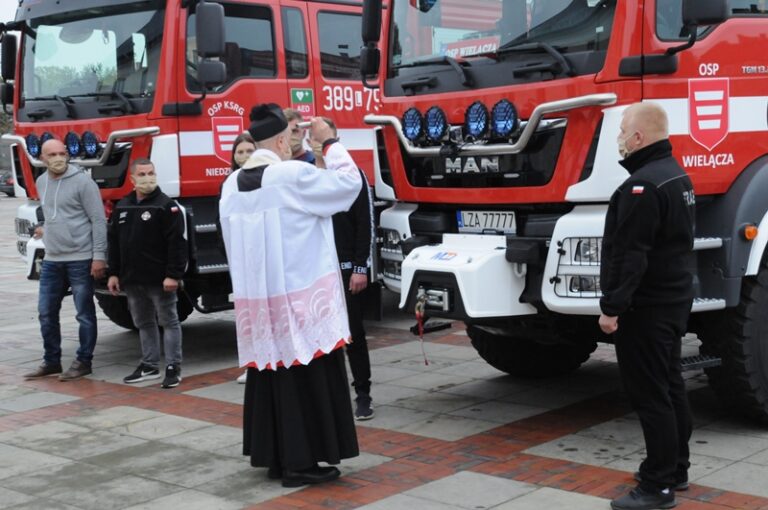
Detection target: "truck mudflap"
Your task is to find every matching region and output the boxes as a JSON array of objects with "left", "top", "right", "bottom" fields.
[{"left": 399, "top": 234, "right": 536, "bottom": 319}]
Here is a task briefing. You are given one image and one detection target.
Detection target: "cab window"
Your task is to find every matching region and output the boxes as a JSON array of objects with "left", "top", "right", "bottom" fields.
[
  {"left": 317, "top": 12, "right": 362, "bottom": 80},
  {"left": 187, "top": 3, "right": 275, "bottom": 92},
  {"left": 282, "top": 7, "right": 309, "bottom": 78},
  {"left": 657, "top": 0, "right": 768, "bottom": 41}
]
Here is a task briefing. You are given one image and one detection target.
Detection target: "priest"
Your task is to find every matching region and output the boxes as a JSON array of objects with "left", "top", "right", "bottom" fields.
[{"left": 219, "top": 104, "right": 361, "bottom": 487}]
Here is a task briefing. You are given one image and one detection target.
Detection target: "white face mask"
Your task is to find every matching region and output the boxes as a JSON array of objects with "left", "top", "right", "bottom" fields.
[
  {"left": 233, "top": 144, "right": 255, "bottom": 168},
  {"left": 617, "top": 132, "right": 636, "bottom": 159},
  {"left": 48, "top": 156, "right": 68, "bottom": 174},
  {"left": 234, "top": 152, "right": 251, "bottom": 168},
  {"left": 133, "top": 174, "right": 158, "bottom": 195}
]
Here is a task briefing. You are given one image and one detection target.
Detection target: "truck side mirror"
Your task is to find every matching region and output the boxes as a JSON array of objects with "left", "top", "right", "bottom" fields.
[
  {"left": 196, "top": 1, "right": 225, "bottom": 58},
  {"left": 682, "top": 0, "right": 729, "bottom": 26},
  {"left": 362, "top": 0, "right": 382, "bottom": 45},
  {"left": 1, "top": 33, "right": 17, "bottom": 81},
  {"left": 360, "top": 45, "right": 380, "bottom": 89},
  {"left": 197, "top": 59, "right": 226, "bottom": 89}
]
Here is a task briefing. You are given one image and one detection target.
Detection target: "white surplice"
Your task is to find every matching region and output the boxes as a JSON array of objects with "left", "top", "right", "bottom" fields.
[{"left": 219, "top": 144, "right": 362, "bottom": 370}]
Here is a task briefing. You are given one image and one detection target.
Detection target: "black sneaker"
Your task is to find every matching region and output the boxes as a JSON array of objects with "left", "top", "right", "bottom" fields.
[
  {"left": 161, "top": 364, "right": 181, "bottom": 388},
  {"left": 354, "top": 398, "right": 374, "bottom": 421},
  {"left": 123, "top": 363, "right": 160, "bottom": 384},
  {"left": 611, "top": 486, "right": 676, "bottom": 510}
]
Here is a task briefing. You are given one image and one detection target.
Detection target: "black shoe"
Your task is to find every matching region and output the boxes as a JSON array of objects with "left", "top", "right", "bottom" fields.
[
  {"left": 354, "top": 398, "right": 375, "bottom": 421},
  {"left": 281, "top": 465, "right": 340, "bottom": 488},
  {"left": 24, "top": 362, "right": 63, "bottom": 379},
  {"left": 267, "top": 466, "right": 282, "bottom": 479},
  {"left": 633, "top": 471, "right": 689, "bottom": 491},
  {"left": 161, "top": 364, "right": 181, "bottom": 388},
  {"left": 123, "top": 363, "right": 160, "bottom": 384},
  {"left": 611, "top": 486, "right": 676, "bottom": 510}
]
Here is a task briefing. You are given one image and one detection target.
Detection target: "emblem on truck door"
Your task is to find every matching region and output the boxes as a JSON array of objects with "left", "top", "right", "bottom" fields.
[
  {"left": 212, "top": 117, "right": 245, "bottom": 164},
  {"left": 689, "top": 78, "right": 729, "bottom": 151}
]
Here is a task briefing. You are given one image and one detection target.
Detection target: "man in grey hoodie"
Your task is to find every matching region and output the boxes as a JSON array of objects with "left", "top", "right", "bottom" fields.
[{"left": 24, "top": 139, "right": 107, "bottom": 381}]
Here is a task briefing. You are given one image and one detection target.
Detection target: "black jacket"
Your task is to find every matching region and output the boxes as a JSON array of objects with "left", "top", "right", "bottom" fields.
[
  {"left": 332, "top": 170, "right": 373, "bottom": 274},
  {"left": 107, "top": 187, "right": 187, "bottom": 285},
  {"left": 599, "top": 140, "right": 695, "bottom": 316}
]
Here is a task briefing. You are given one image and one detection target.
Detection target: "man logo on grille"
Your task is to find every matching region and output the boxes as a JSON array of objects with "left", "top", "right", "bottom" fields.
[
  {"left": 212, "top": 117, "right": 244, "bottom": 164},
  {"left": 689, "top": 78, "right": 729, "bottom": 151}
]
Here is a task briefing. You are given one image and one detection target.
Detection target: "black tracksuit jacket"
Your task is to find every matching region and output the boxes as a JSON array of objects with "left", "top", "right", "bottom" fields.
[
  {"left": 599, "top": 139, "right": 696, "bottom": 316},
  {"left": 332, "top": 170, "right": 373, "bottom": 274},
  {"left": 107, "top": 187, "right": 187, "bottom": 285}
]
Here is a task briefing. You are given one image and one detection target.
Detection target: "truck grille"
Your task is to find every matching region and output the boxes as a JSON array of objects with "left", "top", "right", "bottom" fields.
[{"left": 15, "top": 218, "right": 32, "bottom": 237}]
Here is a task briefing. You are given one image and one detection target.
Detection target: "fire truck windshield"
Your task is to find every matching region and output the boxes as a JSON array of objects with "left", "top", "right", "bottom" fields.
[
  {"left": 391, "top": 0, "right": 615, "bottom": 74},
  {"left": 19, "top": 1, "right": 164, "bottom": 120}
]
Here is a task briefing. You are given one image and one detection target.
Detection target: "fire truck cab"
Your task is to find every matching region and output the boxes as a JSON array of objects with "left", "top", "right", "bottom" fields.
[
  {"left": 361, "top": 0, "right": 768, "bottom": 420},
  {"left": 0, "top": 0, "right": 380, "bottom": 328}
]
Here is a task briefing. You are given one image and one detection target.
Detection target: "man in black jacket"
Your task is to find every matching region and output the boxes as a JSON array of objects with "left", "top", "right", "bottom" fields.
[
  {"left": 599, "top": 103, "right": 695, "bottom": 510},
  {"left": 107, "top": 159, "right": 187, "bottom": 388},
  {"left": 313, "top": 118, "right": 375, "bottom": 420}
]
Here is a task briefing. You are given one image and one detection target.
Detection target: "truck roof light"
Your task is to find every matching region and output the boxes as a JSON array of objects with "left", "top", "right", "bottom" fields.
[
  {"left": 465, "top": 101, "right": 489, "bottom": 139},
  {"left": 64, "top": 132, "right": 81, "bottom": 158},
  {"left": 25, "top": 134, "right": 41, "bottom": 158},
  {"left": 491, "top": 99, "right": 519, "bottom": 138},
  {"left": 82, "top": 131, "right": 100, "bottom": 158},
  {"left": 402, "top": 108, "right": 423, "bottom": 142},
  {"left": 425, "top": 106, "right": 448, "bottom": 142}
]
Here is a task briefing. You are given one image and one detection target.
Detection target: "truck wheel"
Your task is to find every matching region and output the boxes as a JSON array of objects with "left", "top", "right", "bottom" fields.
[
  {"left": 95, "top": 292, "right": 195, "bottom": 331},
  {"left": 467, "top": 317, "right": 598, "bottom": 377},
  {"left": 699, "top": 268, "right": 768, "bottom": 422}
]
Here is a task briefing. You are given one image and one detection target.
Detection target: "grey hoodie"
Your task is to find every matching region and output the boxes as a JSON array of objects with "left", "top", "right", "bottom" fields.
[{"left": 36, "top": 165, "right": 107, "bottom": 262}]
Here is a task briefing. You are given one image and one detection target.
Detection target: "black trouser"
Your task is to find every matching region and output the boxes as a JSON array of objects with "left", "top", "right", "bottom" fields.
[
  {"left": 614, "top": 302, "right": 693, "bottom": 491},
  {"left": 341, "top": 269, "right": 371, "bottom": 400}
]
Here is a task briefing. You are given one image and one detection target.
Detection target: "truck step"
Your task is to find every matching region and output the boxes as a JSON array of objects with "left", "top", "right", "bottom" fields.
[
  {"left": 681, "top": 354, "right": 722, "bottom": 372},
  {"left": 691, "top": 297, "right": 726, "bottom": 312},
  {"left": 195, "top": 223, "right": 218, "bottom": 234},
  {"left": 693, "top": 237, "right": 723, "bottom": 251},
  {"left": 197, "top": 263, "right": 229, "bottom": 274}
]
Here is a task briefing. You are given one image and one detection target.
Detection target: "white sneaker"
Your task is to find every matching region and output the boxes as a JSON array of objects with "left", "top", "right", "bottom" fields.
[{"left": 236, "top": 371, "right": 248, "bottom": 384}]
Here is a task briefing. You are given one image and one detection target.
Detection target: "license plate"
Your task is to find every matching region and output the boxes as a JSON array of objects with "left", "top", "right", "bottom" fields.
[{"left": 457, "top": 210, "right": 516, "bottom": 233}]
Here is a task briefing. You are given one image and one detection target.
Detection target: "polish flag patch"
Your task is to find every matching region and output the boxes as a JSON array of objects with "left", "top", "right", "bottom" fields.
[
  {"left": 170, "top": 206, "right": 179, "bottom": 213},
  {"left": 631, "top": 185, "right": 645, "bottom": 194}
]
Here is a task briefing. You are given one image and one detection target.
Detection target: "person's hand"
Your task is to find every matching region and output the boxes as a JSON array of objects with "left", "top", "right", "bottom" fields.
[
  {"left": 163, "top": 277, "right": 179, "bottom": 293},
  {"left": 349, "top": 273, "right": 368, "bottom": 295},
  {"left": 311, "top": 141, "right": 325, "bottom": 169},
  {"left": 599, "top": 313, "right": 618, "bottom": 334},
  {"left": 91, "top": 259, "right": 107, "bottom": 280},
  {"left": 33, "top": 226, "right": 43, "bottom": 239},
  {"left": 107, "top": 276, "right": 120, "bottom": 296},
  {"left": 309, "top": 117, "right": 334, "bottom": 146}
]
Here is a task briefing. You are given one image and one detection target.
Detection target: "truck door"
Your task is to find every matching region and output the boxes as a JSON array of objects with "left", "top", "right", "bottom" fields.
[
  {"left": 178, "top": 1, "right": 289, "bottom": 197},
  {"left": 306, "top": 2, "right": 380, "bottom": 181}
]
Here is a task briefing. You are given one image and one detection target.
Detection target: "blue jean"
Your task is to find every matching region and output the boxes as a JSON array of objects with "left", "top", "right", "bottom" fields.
[{"left": 38, "top": 260, "right": 97, "bottom": 366}]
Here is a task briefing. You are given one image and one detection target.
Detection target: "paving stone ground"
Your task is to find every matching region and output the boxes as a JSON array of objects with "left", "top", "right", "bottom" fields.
[{"left": 1, "top": 195, "right": 768, "bottom": 510}]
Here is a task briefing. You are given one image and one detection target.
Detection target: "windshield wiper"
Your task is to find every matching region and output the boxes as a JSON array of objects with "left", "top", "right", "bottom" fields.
[
  {"left": 496, "top": 42, "right": 575, "bottom": 77},
  {"left": 24, "top": 94, "right": 78, "bottom": 119},
  {"left": 394, "top": 56, "right": 473, "bottom": 88},
  {"left": 68, "top": 92, "right": 137, "bottom": 114}
]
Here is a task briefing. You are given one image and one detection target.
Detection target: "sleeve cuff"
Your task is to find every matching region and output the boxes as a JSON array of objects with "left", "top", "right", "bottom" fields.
[
  {"left": 93, "top": 252, "right": 106, "bottom": 261},
  {"left": 353, "top": 266, "right": 368, "bottom": 275}
]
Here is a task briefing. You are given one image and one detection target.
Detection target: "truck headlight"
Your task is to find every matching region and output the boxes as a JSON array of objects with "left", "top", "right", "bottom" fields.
[
  {"left": 573, "top": 237, "right": 602, "bottom": 265},
  {"left": 569, "top": 275, "right": 600, "bottom": 293}
]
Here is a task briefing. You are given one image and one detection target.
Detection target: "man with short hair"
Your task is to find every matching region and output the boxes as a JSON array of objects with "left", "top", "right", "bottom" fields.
[
  {"left": 599, "top": 102, "right": 695, "bottom": 510},
  {"left": 107, "top": 159, "right": 187, "bottom": 388},
  {"left": 24, "top": 139, "right": 107, "bottom": 381},
  {"left": 283, "top": 107, "right": 316, "bottom": 164},
  {"left": 220, "top": 103, "right": 360, "bottom": 488}
]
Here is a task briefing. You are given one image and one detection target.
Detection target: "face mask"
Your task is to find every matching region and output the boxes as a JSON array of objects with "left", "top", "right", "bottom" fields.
[
  {"left": 290, "top": 135, "right": 304, "bottom": 154},
  {"left": 133, "top": 174, "right": 158, "bottom": 195},
  {"left": 617, "top": 133, "right": 636, "bottom": 159},
  {"left": 48, "top": 156, "right": 68, "bottom": 174}
]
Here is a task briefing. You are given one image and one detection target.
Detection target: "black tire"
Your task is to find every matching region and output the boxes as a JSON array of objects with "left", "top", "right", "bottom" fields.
[
  {"left": 95, "top": 291, "right": 195, "bottom": 331},
  {"left": 699, "top": 267, "right": 768, "bottom": 422},
  {"left": 467, "top": 315, "right": 599, "bottom": 377}
]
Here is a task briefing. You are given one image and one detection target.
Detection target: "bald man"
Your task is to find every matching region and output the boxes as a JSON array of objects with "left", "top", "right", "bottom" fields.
[
  {"left": 599, "top": 102, "right": 695, "bottom": 510},
  {"left": 24, "top": 139, "right": 107, "bottom": 382}
]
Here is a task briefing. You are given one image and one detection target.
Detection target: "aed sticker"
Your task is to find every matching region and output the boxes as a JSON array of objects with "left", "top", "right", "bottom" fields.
[{"left": 291, "top": 88, "right": 315, "bottom": 117}]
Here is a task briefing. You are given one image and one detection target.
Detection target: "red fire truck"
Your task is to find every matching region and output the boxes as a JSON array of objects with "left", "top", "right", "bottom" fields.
[
  {"left": 0, "top": 0, "right": 380, "bottom": 328},
  {"left": 360, "top": 0, "right": 768, "bottom": 420}
]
